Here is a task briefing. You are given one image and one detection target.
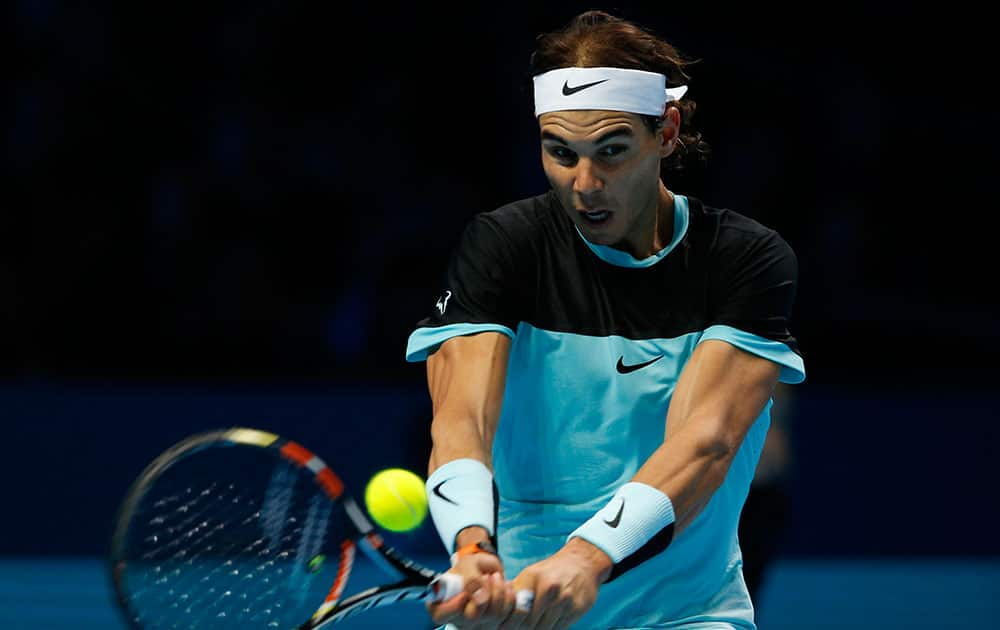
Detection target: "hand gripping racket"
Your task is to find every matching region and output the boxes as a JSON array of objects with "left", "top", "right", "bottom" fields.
[{"left": 109, "top": 428, "right": 468, "bottom": 628}]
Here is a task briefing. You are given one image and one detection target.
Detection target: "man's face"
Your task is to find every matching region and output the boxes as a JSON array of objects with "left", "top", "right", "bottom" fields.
[{"left": 539, "top": 109, "right": 670, "bottom": 249}]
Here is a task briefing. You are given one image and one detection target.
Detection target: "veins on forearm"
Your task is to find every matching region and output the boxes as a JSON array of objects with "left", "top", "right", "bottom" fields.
[{"left": 633, "top": 419, "right": 736, "bottom": 534}]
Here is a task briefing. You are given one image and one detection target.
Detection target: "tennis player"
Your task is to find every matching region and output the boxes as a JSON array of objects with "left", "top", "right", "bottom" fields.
[{"left": 406, "top": 11, "right": 805, "bottom": 629}]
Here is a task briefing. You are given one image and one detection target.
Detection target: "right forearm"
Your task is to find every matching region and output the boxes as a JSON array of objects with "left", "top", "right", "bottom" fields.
[
  {"left": 423, "top": 334, "right": 509, "bottom": 553},
  {"left": 428, "top": 409, "right": 494, "bottom": 474},
  {"left": 426, "top": 334, "right": 509, "bottom": 474}
]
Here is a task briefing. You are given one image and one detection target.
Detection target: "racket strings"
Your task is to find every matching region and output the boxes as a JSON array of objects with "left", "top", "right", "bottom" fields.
[
  {"left": 140, "top": 483, "right": 237, "bottom": 561},
  {"left": 121, "top": 454, "right": 345, "bottom": 629},
  {"left": 137, "top": 483, "right": 287, "bottom": 626},
  {"left": 142, "top": 511, "right": 296, "bottom": 624}
]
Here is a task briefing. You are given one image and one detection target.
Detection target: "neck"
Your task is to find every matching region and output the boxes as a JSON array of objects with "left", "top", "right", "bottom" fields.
[
  {"left": 652, "top": 182, "right": 675, "bottom": 253},
  {"left": 620, "top": 182, "right": 674, "bottom": 259}
]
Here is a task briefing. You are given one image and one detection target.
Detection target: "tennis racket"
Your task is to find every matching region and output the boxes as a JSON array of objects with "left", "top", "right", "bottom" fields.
[{"left": 109, "top": 427, "right": 467, "bottom": 629}]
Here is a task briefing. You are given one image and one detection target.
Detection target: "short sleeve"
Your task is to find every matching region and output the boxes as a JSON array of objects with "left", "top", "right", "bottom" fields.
[
  {"left": 704, "top": 229, "right": 805, "bottom": 383},
  {"left": 405, "top": 215, "right": 524, "bottom": 362}
]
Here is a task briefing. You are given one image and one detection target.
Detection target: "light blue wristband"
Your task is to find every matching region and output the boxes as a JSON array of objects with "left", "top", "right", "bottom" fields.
[
  {"left": 568, "top": 482, "right": 676, "bottom": 564},
  {"left": 426, "top": 458, "right": 495, "bottom": 553}
]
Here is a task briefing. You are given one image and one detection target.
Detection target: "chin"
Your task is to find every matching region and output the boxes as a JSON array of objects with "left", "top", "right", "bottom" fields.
[{"left": 579, "top": 225, "right": 619, "bottom": 245}]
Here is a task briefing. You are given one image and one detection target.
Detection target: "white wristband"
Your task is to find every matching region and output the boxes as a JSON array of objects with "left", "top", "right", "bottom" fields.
[
  {"left": 568, "top": 482, "right": 675, "bottom": 564},
  {"left": 426, "top": 458, "right": 495, "bottom": 553}
]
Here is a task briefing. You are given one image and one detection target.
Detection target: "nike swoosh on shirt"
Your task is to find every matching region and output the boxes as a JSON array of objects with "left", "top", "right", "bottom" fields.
[
  {"left": 562, "top": 79, "right": 609, "bottom": 96},
  {"left": 604, "top": 499, "right": 625, "bottom": 528},
  {"left": 432, "top": 479, "right": 459, "bottom": 506},
  {"left": 616, "top": 355, "right": 664, "bottom": 374}
]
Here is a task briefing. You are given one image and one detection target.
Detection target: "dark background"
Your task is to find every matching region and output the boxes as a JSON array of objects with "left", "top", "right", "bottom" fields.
[{"left": 4, "top": 2, "right": 998, "bottom": 559}]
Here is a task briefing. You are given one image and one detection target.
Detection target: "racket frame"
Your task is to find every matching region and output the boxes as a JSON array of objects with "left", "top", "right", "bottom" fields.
[{"left": 108, "top": 428, "right": 462, "bottom": 630}]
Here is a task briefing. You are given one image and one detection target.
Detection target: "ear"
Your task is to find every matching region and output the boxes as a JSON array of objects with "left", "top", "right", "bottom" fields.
[{"left": 658, "top": 106, "right": 682, "bottom": 158}]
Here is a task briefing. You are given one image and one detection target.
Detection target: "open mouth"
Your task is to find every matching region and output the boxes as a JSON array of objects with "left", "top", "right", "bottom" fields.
[{"left": 579, "top": 209, "right": 612, "bottom": 226}]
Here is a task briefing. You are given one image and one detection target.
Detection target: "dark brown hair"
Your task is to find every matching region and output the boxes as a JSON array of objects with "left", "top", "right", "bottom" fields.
[{"left": 529, "top": 10, "right": 710, "bottom": 173}]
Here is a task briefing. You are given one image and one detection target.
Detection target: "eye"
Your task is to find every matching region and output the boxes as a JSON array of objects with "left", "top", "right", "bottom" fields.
[
  {"left": 599, "top": 144, "right": 628, "bottom": 158},
  {"left": 546, "top": 146, "right": 576, "bottom": 162}
]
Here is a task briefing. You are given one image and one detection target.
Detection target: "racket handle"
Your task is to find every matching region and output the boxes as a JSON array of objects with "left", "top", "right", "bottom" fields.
[{"left": 430, "top": 572, "right": 464, "bottom": 602}]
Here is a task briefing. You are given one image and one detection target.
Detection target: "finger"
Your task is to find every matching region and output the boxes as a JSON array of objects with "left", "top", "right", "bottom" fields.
[
  {"left": 471, "top": 552, "right": 505, "bottom": 577},
  {"left": 535, "top": 599, "right": 570, "bottom": 630},
  {"left": 472, "top": 572, "right": 499, "bottom": 621},
  {"left": 463, "top": 580, "right": 491, "bottom": 621},
  {"left": 428, "top": 591, "right": 470, "bottom": 625},
  {"left": 494, "top": 575, "right": 518, "bottom": 622},
  {"left": 523, "top": 583, "right": 558, "bottom": 627},
  {"left": 483, "top": 572, "right": 512, "bottom": 620},
  {"left": 432, "top": 572, "right": 465, "bottom": 603},
  {"left": 463, "top": 596, "right": 480, "bottom": 623},
  {"left": 458, "top": 574, "right": 488, "bottom": 621},
  {"left": 462, "top": 573, "right": 487, "bottom": 597},
  {"left": 502, "top": 577, "right": 533, "bottom": 630},
  {"left": 557, "top": 608, "right": 586, "bottom": 630},
  {"left": 498, "top": 587, "right": 531, "bottom": 630}
]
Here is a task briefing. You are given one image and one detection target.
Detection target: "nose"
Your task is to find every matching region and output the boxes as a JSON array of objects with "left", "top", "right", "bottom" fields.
[{"left": 572, "top": 158, "right": 604, "bottom": 196}]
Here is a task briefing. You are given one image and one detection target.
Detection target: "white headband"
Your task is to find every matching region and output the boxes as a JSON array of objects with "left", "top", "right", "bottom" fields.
[{"left": 533, "top": 67, "right": 687, "bottom": 117}]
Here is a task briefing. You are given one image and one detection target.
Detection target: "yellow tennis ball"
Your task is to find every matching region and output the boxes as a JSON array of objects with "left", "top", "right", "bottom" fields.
[{"left": 364, "top": 468, "right": 428, "bottom": 532}]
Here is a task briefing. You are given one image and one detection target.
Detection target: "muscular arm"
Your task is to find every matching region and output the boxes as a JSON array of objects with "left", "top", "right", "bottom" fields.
[
  {"left": 427, "top": 331, "right": 509, "bottom": 476},
  {"left": 633, "top": 339, "right": 780, "bottom": 533},
  {"left": 427, "top": 331, "right": 510, "bottom": 548},
  {"left": 425, "top": 332, "right": 516, "bottom": 627}
]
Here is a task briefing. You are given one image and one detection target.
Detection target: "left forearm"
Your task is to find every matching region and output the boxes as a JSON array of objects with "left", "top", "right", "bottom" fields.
[
  {"left": 632, "top": 415, "right": 737, "bottom": 534},
  {"left": 634, "top": 340, "right": 778, "bottom": 533},
  {"left": 563, "top": 414, "right": 739, "bottom": 582}
]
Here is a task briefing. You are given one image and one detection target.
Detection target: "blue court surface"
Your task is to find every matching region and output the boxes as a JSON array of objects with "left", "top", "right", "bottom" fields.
[{"left": 1, "top": 556, "right": 997, "bottom": 629}]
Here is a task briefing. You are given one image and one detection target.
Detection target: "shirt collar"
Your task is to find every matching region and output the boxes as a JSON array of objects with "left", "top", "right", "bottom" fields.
[{"left": 574, "top": 194, "right": 689, "bottom": 268}]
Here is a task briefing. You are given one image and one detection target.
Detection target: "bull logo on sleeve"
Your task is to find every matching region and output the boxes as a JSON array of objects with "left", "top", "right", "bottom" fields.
[{"left": 435, "top": 290, "right": 452, "bottom": 315}]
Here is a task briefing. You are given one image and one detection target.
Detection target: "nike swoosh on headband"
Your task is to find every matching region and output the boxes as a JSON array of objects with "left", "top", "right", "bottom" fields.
[{"left": 562, "top": 79, "right": 609, "bottom": 96}]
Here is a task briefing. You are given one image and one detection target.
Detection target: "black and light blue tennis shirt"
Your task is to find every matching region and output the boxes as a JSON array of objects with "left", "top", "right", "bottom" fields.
[{"left": 406, "top": 190, "right": 805, "bottom": 629}]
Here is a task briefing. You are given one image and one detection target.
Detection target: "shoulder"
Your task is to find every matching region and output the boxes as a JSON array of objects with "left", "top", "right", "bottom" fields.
[
  {"left": 480, "top": 190, "right": 561, "bottom": 238},
  {"left": 462, "top": 190, "right": 564, "bottom": 253},
  {"left": 685, "top": 196, "right": 796, "bottom": 267}
]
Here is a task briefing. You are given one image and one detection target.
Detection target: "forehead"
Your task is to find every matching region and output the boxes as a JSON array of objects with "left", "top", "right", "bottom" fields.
[{"left": 538, "top": 110, "right": 644, "bottom": 142}]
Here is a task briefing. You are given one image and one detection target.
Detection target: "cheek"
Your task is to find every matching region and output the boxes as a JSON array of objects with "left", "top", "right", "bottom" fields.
[
  {"left": 541, "top": 159, "right": 571, "bottom": 190},
  {"left": 620, "top": 153, "right": 661, "bottom": 190}
]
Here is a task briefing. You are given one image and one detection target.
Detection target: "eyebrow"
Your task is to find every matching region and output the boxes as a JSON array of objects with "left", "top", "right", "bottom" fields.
[{"left": 540, "top": 128, "right": 634, "bottom": 145}]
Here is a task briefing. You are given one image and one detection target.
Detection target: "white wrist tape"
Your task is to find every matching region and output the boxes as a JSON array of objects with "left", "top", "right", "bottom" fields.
[
  {"left": 568, "top": 482, "right": 675, "bottom": 564},
  {"left": 426, "top": 458, "right": 495, "bottom": 553}
]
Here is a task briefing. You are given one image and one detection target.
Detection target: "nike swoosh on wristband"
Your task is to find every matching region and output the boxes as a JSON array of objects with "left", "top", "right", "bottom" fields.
[
  {"left": 616, "top": 355, "right": 664, "bottom": 374},
  {"left": 432, "top": 479, "right": 459, "bottom": 506},
  {"left": 562, "top": 79, "right": 609, "bottom": 96},
  {"left": 604, "top": 499, "right": 625, "bottom": 528}
]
